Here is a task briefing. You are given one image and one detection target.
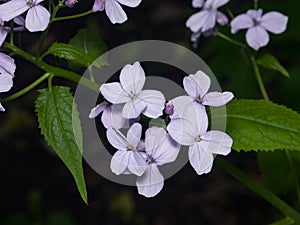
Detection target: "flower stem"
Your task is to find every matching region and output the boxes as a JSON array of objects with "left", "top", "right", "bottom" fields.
[
  {"left": 53, "top": 10, "right": 94, "bottom": 22},
  {"left": 285, "top": 151, "right": 300, "bottom": 205},
  {"left": 216, "top": 32, "right": 247, "bottom": 48},
  {"left": 251, "top": 57, "right": 270, "bottom": 101},
  {"left": 216, "top": 157, "right": 300, "bottom": 224},
  {"left": 10, "top": 20, "right": 14, "bottom": 45},
  {"left": 269, "top": 217, "right": 294, "bottom": 225},
  {"left": 2, "top": 73, "right": 51, "bottom": 102}
]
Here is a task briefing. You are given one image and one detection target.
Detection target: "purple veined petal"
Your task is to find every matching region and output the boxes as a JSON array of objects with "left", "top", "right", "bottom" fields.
[
  {"left": 92, "top": 0, "right": 105, "bottom": 12},
  {"left": 117, "top": 0, "right": 141, "bottom": 8},
  {"left": 105, "top": 0, "right": 128, "bottom": 24},
  {"left": 187, "top": 71, "right": 211, "bottom": 99},
  {"left": 169, "top": 95, "right": 195, "bottom": 119},
  {"left": 106, "top": 128, "right": 128, "bottom": 150},
  {"left": 0, "top": 72, "right": 13, "bottom": 92},
  {"left": 145, "top": 126, "right": 167, "bottom": 152},
  {"left": 181, "top": 104, "right": 208, "bottom": 135},
  {"left": 0, "top": 0, "right": 29, "bottom": 22},
  {"left": 204, "top": 0, "right": 229, "bottom": 9},
  {"left": 261, "top": 12, "right": 288, "bottom": 34},
  {"left": 122, "top": 99, "right": 147, "bottom": 119},
  {"left": 167, "top": 118, "right": 198, "bottom": 146},
  {"left": 138, "top": 90, "right": 165, "bottom": 118},
  {"left": 13, "top": 16, "right": 25, "bottom": 26},
  {"left": 0, "top": 27, "right": 8, "bottom": 46},
  {"left": 0, "top": 52, "right": 16, "bottom": 76},
  {"left": 25, "top": 5, "right": 50, "bottom": 32},
  {"left": 110, "top": 150, "right": 130, "bottom": 175},
  {"left": 188, "top": 143, "right": 214, "bottom": 175},
  {"left": 89, "top": 101, "right": 109, "bottom": 118},
  {"left": 120, "top": 62, "right": 145, "bottom": 95},
  {"left": 230, "top": 13, "right": 253, "bottom": 34},
  {"left": 186, "top": 10, "right": 210, "bottom": 33},
  {"left": 216, "top": 11, "right": 228, "bottom": 25},
  {"left": 246, "top": 25, "right": 269, "bottom": 50},
  {"left": 127, "top": 151, "right": 147, "bottom": 176},
  {"left": 202, "top": 91, "right": 234, "bottom": 107},
  {"left": 192, "top": 0, "right": 204, "bottom": 8},
  {"left": 100, "top": 82, "right": 130, "bottom": 104},
  {"left": 136, "top": 141, "right": 145, "bottom": 151},
  {"left": 200, "top": 130, "right": 232, "bottom": 155},
  {"left": 246, "top": 9, "right": 263, "bottom": 19},
  {"left": 102, "top": 104, "right": 127, "bottom": 129},
  {"left": 136, "top": 164, "right": 164, "bottom": 198},
  {"left": 127, "top": 122, "right": 142, "bottom": 148},
  {"left": 152, "top": 134, "right": 180, "bottom": 165},
  {"left": 0, "top": 103, "right": 5, "bottom": 112}
]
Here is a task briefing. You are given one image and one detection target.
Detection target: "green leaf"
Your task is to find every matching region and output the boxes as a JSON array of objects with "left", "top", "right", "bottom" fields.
[
  {"left": 221, "top": 99, "right": 300, "bottom": 151},
  {"left": 257, "top": 54, "right": 290, "bottom": 78},
  {"left": 35, "top": 86, "right": 87, "bottom": 204},
  {"left": 68, "top": 28, "right": 107, "bottom": 71},
  {"left": 47, "top": 43, "right": 92, "bottom": 67}
]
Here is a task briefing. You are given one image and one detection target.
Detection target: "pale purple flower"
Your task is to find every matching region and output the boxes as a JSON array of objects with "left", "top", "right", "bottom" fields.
[
  {"left": 100, "top": 62, "right": 165, "bottom": 119},
  {"left": 186, "top": 0, "right": 229, "bottom": 33},
  {"left": 65, "top": 0, "right": 78, "bottom": 8},
  {"left": 89, "top": 101, "right": 129, "bottom": 129},
  {"left": 0, "top": 16, "right": 25, "bottom": 46},
  {"left": 164, "top": 101, "right": 174, "bottom": 115},
  {"left": 0, "top": 0, "right": 50, "bottom": 32},
  {"left": 230, "top": 9, "right": 288, "bottom": 50},
  {"left": 92, "top": 0, "right": 142, "bottom": 24},
  {"left": 107, "top": 123, "right": 147, "bottom": 176},
  {"left": 170, "top": 71, "right": 234, "bottom": 119},
  {"left": 0, "top": 52, "right": 16, "bottom": 112},
  {"left": 167, "top": 105, "right": 232, "bottom": 175},
  {"left": 136, "top": 126, "right": 180, "bottom": 197},
  {"left": 0, "top": 19, "right": 7, "bottom": 46}
]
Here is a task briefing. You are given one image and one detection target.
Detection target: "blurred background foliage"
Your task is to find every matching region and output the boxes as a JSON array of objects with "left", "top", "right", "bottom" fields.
[{"left": 0, "top": 0, "right": 300, "bottom": 224}]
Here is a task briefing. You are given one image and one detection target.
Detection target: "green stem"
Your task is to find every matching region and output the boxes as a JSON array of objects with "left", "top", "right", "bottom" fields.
[
  {"left": 53, "top": 10, "right": 93, "bottom": 22},
  {"left": 216, "top": 158, "right": 300, "bottom": 224},
  {"left": 216, "top": 32, "right": 247, "bottom": 48},
  {"left": 226, "top": 7, "right": 234, "bottom": 19},
  {"left": 251, "top": 57, "right": 270, "bottom": 101},
  {"left": 10, "top": 20, "right": 14, "bottom": 45},
  {"left": 269, "top": 217, "right": 294, "bottom": 225},
  {"left": 254, "top": 0, "right": 258, "bottom": 10},
  {"left": 285, "top": 151, "right": 300, "bottom": 205},
  {"left": 4, "top": 42, "right": 99, "bottom": 92},
  {"left": 2, "top": 73, "right": 51, "bottom": 102}
]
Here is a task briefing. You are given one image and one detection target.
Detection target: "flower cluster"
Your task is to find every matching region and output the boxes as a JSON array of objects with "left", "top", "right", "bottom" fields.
[
  {"left": 90, "top": 62, "right": 234, "bottom": 197},
  {"left": 186, "top": 0, "right": 288, "bottom": 50}
]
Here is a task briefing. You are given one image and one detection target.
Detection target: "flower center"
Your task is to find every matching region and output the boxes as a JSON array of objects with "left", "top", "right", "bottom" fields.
[
  {"left": 146, "top": 155, "right": 155, "bottom": 164},
  {"left": 127, "top": 146, "right": 134, "bottom": 151},
  {"left": 253, "top": 18, "right": 260, "bottom": 26},
  {"left": 129, "top": 91, "right": 137, "bottom": 100},
  {"left": 195, "top": 94, "right": 202, "bottom": 103},
  {"left": 195, "top": 135, "right": 201, "bottom": 142},
  {"left": 27, "top": 0, "right": 35, "bottom": 7}
]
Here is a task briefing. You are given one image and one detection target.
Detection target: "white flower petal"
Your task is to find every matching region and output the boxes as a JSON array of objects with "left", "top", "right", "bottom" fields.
[
  {"left": 247, "top": 9, "right": 263, "bottom": 19},
  {"left": 127, "top": 151, "right": 147, "bottom": 176},
  {"left": 186, "top": 10, "right": 209, "bottom": 33},
  {"left": 0, "top": 52, "right": 16, "bottom": 76},
  {"left": 136, "top": 165, "right": 164, "bottom": 198},
  {"left": 246, "top": 26, "right": 270, "bottom": 50},
  {"left": 105, "top": 0, "right": 128, "bottom": 24},
  {"left": 230, "top": 14, "right": 253, "bottom": 34},
  {"left": 200, "top": 130, "right": 232, "bottom": 155},
  {"left": 102, "top": 104, "right": 127, "bottom": 129},
  {"left": 127, "top": 122, "right": 142, "bottom": 148},
  {"left": 205, "top": 0, "right": 229, "bottom": 9},
  {"left": 186, "top": 71, "right": 211, "bottom": 99},
  {"left": 122, "top": 99, "right": 147, "bottom": 119},
  {"left": 0, "top": 0, "right": 29, "bottom": 22},
  {"left": 110, "top": 150, "right": 130, "bottom": 175},
  {"left": 89, "top": 101, "right": 109, "bottom": 118},
  {"left": 192, "top": 0, "right": 204, "bottom": 8},
  {"left": 201, "top": 11, "right": 217, "bottom": 32},
  {"left": 0, "top": 72, "right": 14, "bottom": 92},
  {"left": 0, "top": 27, "right": 8, "bottom": 46},
  {"left": 202, "top": 91, "right": 234, "bottom": 107},
  {"left": 0, "top": 103, "right": 5, "bottom": 112},
  {"left": 117, "top": 0, "right": 141, "bottom": 7},
  {"left": 170, "top": 95, "right": 195, "bottom": 119},
  {"left": 261, "top": 12, "right": 288, "bottom": 34},
  {"left": 188, "top": 143, "right": 214, "bottom": 175},
  {"left": 25, "top": 5, "right": 50, "bottom": 32},
  {"left": 100, "top": 82, "right": 130, "bottom": 104},
  {"left": 120, "top": 61, "right": 145, "bottom": 94},
  {"left": 106, "top": 128, "right": 128, "bottom": 150},
  {"left": 145, "top": 126, "right": 167, "bottom": 152},
  {"left": 138, "top": 90, "right": 165, "bottom": 118}
]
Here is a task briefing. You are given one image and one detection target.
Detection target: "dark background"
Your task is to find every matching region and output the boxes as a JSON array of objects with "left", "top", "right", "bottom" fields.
[{"left": 0, "top": 0, "right": 300, "bottom": 224}]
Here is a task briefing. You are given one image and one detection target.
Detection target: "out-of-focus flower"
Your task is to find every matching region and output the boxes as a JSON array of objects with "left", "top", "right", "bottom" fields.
[
  {"left": 167, "top": 105, "right": 232, "bottom": 175},
  {"left": 0, "top": 52, "right": 16, "bottom": 112},
  {"left": 107, "top": 123, "right": 147, "bottom": 176},
  {"left": 92, "top": 0, "right": 142, "bottom": 24},
  {"left": 0, "top": 16, "right": 25, "bottom": 46},
  {"left": 170, "top": 71, "right": 234, "bottom": 118},
  {"left": 65, "top": 0, "right": 78, "bottom": 8},
  {"left": 230, "top": 9, "right": 288, "bottom": 50},
  {"left": 136, "top": 126, "right": 180, "bottom": 197},
  {"left": 186, "top": 0, "right": 229, "bottom": 33},
  {"left": 0, "top": 0, "right": 50, "bottom": 32},
  {"left": 100, "top": 62, "right": 165, "bottom": 119}
]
